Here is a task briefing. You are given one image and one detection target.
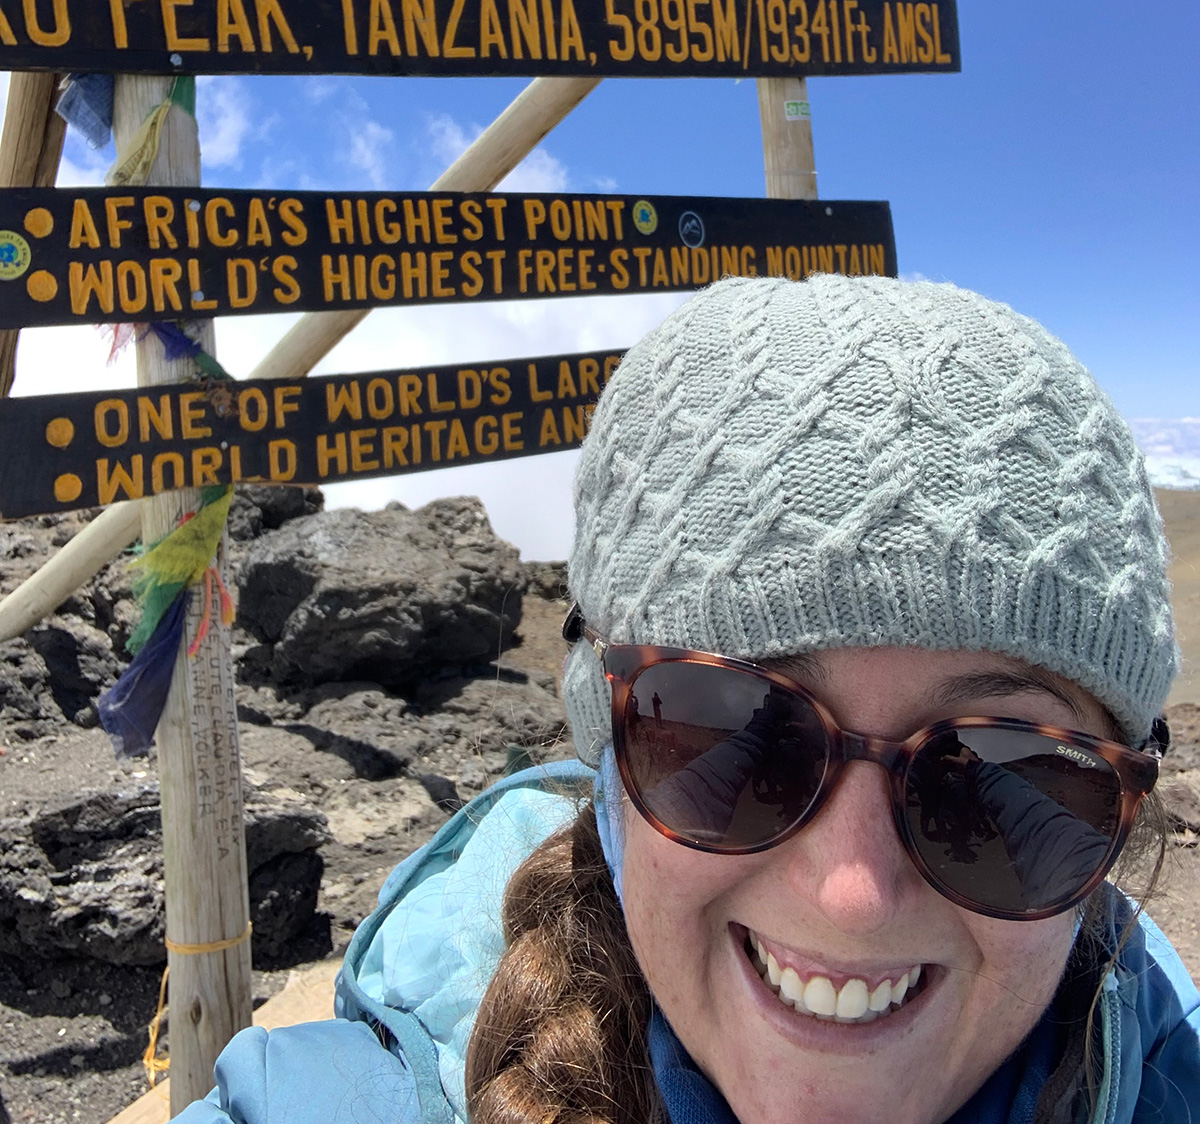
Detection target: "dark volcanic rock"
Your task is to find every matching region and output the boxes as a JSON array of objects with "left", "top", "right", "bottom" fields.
[
  {"left": 521, "top": 560, "right": 569, "bottom": 601},
  {"left": 0, "top": 616, "right": 121, "bottom": 735},
  {"left": 0, "top": 782, "right": 330, "bottom": 967},
  {"left": 229, "top": 485, "right": 324, "bottom": 542},
  {"left": 237, "top": 497, "right": 524, "bottom": 687},
  {"left": 0, "top": 639, "right": 60, "bottom": 738},
  {"left": 27, "top": 617, "right": 121, "bottom": 728}
]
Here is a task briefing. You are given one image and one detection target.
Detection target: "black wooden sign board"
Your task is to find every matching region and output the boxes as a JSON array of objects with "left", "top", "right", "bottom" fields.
[
  {"left": 0, "top": 188, "right": 896, "bottom": 329},
  {"left": 0, "top": 0, "right": 959, "bottom": 78},
  {"left": 0, "top": 348, "right": 627, "bottom": 519}
]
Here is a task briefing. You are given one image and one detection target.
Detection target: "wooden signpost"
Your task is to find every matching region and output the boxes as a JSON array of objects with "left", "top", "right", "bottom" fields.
[
  {"left": 110, "top": 73, "right": 253, "bottom": 1114},
  {"left": 0, "top": 186, "right": 896, "bottom": 328},
  {"left": 0, "top": 0, "right": 959, "bottom": 77},
  {"left": 0, "top": 0, "right": 963, "bottom": 1115},
  {"left": 0, "top": 348, "right": 627, "bottom": 517}
]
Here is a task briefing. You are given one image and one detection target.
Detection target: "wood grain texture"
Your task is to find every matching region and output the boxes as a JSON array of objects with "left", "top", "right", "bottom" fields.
[
  {"left": 0, "top": 70, "right": 66, "bottom": 396},
  {"left": 105, "top": 960, "right": 343, "bottom": 1124},
  {"left": 112, "top": 75, "right": 254, "bottom": 1116},
  {"left": 756, "top": 76, "right": 817, "bottom": 202}
]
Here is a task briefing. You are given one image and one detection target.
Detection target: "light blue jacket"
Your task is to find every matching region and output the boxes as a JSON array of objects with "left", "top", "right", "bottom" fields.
[{"left": 178, "top": 761, "right": 1200, "bottom": 1124}]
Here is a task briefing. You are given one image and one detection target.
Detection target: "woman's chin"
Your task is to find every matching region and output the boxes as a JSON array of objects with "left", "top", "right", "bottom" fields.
[{"left": 693, "top": 925, "right": 971, "bottom": 1124}]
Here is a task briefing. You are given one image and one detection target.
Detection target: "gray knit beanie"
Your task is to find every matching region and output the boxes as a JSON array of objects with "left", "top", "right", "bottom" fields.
[{"left": 563, "top": 275, "right": 1177, "bottom": 764}]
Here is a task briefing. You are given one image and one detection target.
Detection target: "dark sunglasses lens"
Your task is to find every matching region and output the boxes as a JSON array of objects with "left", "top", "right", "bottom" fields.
[
  {"left": 904, "top": 728, "right": 1122, "bottom": 914},
  {"left": 621, "top": 661, "right": 829, "bottom": 849}
]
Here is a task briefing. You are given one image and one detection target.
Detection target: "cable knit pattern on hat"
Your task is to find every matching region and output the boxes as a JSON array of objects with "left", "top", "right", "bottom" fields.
[{"left": 564, "top": 275, "right": 1177, "bottom": 765}]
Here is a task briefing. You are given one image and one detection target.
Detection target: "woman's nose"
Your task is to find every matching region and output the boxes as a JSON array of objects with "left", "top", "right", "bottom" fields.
[{"left": 779, "top": 761, "right": 922, "bottom": 936}]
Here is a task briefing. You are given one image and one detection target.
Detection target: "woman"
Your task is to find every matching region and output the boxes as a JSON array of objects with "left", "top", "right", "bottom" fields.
[{"left": 180, "top": 276, "right": 1199, "bottom": 1124}]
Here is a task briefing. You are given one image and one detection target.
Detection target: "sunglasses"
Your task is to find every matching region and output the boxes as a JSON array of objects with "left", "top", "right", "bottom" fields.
[{"left": 564, "top": 605, "right": 1166, "bottom": 921}]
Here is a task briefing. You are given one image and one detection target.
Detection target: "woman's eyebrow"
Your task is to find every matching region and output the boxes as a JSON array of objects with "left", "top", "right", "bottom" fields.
[
  {"left": 925, "top": 669, "right": 1088, "bottom": 724},
  {"left": 774, "top": 652, "right": 826, "bottom": 683}
]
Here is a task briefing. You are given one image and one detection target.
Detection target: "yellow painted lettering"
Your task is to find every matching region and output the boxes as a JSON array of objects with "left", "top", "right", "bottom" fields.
[
  {"left": 149, "top": 258, "right": 184, "bottom": 312},
  {"left": 151, "top": 453, "right": 186, "bottom": 495},
  {"left": 538, "top": 408, "right": 561, "bottom": 447},
  {"left": 69, "top": 261, "right": 115, "bottom": 316},
  {"left": 69, "top": 201, "right": 102, "bottom": 250},
  {"left": 402, "top": 0, "right": 440, "bottom": 55},
  {"left": 239, "top": 387, "right": 270, "bottom": 431},
  {"left": 369, "top": 0, "right": 402, "bottom": 53},
  {"left": 350, "top": 429, "right": 381, "bottom": 472},
  {"left": 97, "top": 457, "right": 145, "bottom": 504},
  {"left": 95, "top": 400, "right": 129, "bottom": 448},
  {"left": 180, "top": 393, "right": 212, "bottom": 439},
  {"left": 191, "top": 446, "right": 223, "bottom": 487},
  {"left": 218, "top": 0, "right": 256, "bottom": 50},
  {"left": 162, "top": 0, "right": 210, "bottom": 50},
  {"left": 274, "top": 385, "right": 301, "bottom": 428},
  {"left": 269, "top": 439, "right": 297, "bottom": 481},
  {"left": 317, "top": 432, "right": 349, "bottom": 477},
  {"left": 24, "top": 0, "right": 71, "bottom": 47},
  {"left": 105, "top": 196, "right": 135, "bottom": 249},
  {"left": 442, "top": 0, "right": 474, "bottom": 56},
  {"left": 255, "top": 0, "right": 301, "bottom": 51},
  {"left": 479, "top": 0, "right": 506, "bottom": 55}
]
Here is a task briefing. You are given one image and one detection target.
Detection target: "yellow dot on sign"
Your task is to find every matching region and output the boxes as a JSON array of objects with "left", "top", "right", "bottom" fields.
[
  {"left": 45, "top": 417, "right": 74, "bottom": 448},
  {"left": 26, "top": 270, "right": 58, "bottom": 302},
  {"left": 54, "top": 475, "right": 83, "bottom": 504},
  {"left": 23, "top": 208, "right": 53, "bottom": 238}
]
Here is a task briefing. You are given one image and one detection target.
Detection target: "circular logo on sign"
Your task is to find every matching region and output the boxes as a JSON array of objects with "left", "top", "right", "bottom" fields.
[
  {"left": 632, "top": 200, "right": 658, "bottom": 235},
  {"left": 0, "top": 231, "right": 32, "bottom": 280},
  {"left": 678, "top": 211, "right": 705, "bottom": 249}
]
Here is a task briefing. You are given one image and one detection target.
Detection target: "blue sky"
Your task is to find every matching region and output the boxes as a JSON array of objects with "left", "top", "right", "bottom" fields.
[{"left": 2, "top": 0, "right": 1196, "bottom": 557}]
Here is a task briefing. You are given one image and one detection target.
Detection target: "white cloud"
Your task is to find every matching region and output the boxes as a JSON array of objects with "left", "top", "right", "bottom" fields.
[
  {"left": 12, "top": 324, "right": 138, "bottom": 400},
  {"left": 197, "top": 76, "right": 252, "bottom": 170},
  {"left": 498, "top": 148, "right": 569, "bottom": 193},
  {"left": 305, "top": 77, "right": 340, "bottom": 104},
  {"left": 1129, "top": 418, "right": 1200, "bottom": 492},
  {"left": 56, "top": 149, "right": 108, "bottom": 187},
  {"left": 427, "top": 114, "right": 473, "bottom": 166},
  {"left": 347, "top": 119, "right": 395, "bottom": 190},
  {"left": 425, "top": 112, "right": 570, "bottom": 193}
]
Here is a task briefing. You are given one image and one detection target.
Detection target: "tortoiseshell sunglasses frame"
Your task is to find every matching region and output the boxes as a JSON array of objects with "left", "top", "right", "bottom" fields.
[{"left": 563, "top": 603, "right": 1165, "bottom": 921}]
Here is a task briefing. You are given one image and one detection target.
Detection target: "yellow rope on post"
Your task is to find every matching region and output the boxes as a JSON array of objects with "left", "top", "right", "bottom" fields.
[
  {"left": 164, "top": 921, "right": 253, "bottom": 957},
  {"left": 143, "top": 923, "right": 254, "bottom": 1088}
]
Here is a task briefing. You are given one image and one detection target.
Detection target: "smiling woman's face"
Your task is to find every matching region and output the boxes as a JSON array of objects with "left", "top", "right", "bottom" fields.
[{"left": 620, "top": 646, "right": 1113, "bottom": 1124}]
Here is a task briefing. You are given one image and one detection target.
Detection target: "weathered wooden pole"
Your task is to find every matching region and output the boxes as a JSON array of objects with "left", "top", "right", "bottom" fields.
[
  {"left": 111, "top": 76, "right": 253, "bottom": 1114},
  {"left": 0, "top": 71, "right": 66, "bottom": 396},
  {"left": 756, "top": 76, "right": 818, "bottom": 202},
  {"left": 0, "top": 74, "right": 601, "bottom": 643}
]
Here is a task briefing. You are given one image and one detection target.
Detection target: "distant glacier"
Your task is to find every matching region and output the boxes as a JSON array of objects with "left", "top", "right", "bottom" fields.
[{"left": 1129, "top": 419, "right": 1200, "bottom": 491}]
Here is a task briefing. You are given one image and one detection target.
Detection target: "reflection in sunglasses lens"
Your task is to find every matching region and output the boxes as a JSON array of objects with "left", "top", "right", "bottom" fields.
[
  {"left": 625, "top": 662, "right": 829, "bottom": 848},
  {"left": 905, "top": 730, "right": 1121, "bottom": 913}
]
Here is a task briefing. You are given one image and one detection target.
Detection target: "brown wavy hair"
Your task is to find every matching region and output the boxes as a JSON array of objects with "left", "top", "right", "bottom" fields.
[
  {"left": 466, "top": 790, "right": 1168, "bottom": 1124},
  {"left": 465, "top": 801, "right": 660, "bottom": 1124}
]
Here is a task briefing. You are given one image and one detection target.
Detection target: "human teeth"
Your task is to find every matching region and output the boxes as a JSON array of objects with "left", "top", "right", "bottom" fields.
[
  {"left": 868, "top": 980, "right": 893, "bottom": 1012},
  {"left": 767, "top": 952, "right": 782, "bottom": 988},
  {"left": 803, "top": 976, "right": 838, "bottom": 1017},
  {"left": 746, "top": 934, "right": 923, "bottom": 1025},
  {"left": 779, "top": 967, "right": 804, "bottom": 1006},
  {"left": 836, "top": 979, "right": 869, "bottom": 1019}
]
